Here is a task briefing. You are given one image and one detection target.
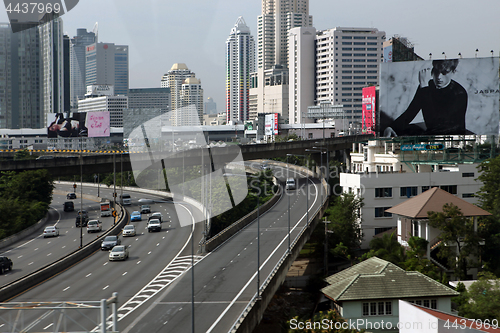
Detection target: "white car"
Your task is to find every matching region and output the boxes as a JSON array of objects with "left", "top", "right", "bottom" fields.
[
  {"left": 122, "top": 225, "right": 136, "bottom": 237},
  {"left": 149, "top": 212, "right": 163, "bottom": 223},
  {"left": 86, "top": 220, "right": 102, "bottom": 233},
  {"left": 108, "top": 245, "right": 129, "bottom": 261},
  {"left": 147, "top": 219, "right": 162, "bottom": 232},
  {"left": 43, "top": 226, "right": 59, "bottom": 238}
]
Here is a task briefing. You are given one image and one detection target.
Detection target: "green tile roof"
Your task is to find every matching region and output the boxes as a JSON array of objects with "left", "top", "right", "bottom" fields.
[{"left": 322, "top": 257, "right": 459, "bottom": 301}]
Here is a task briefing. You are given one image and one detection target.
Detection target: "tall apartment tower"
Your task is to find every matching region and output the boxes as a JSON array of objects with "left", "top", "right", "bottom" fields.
[
  {"left": 70, "top": 28, "right": 96, "bottom": 110},
  {"left": 315, "top": 27, "right": 385, "bottom": 121},
  {"left": 85, "top": 42, "right": 129, "bottom": 96},
  {"left": 226, "top": 17, "right": 255, "bottom": 124},
  {"left": 39, "top": 18, "right": 65, "bottom": 123},
  {"left": 257, "top": 0, "right": 312, "bottom": 70},
  {"left": 161, "top": 63, "right": 195, "bottom": 112},
  {"left": 0, "top": 24, "right": 42, "bottom": 129}
]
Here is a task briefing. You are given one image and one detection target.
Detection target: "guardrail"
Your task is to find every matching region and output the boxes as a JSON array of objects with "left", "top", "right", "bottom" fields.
[{"left": 0, "top": 204, "right": 127, "bottom": 302}]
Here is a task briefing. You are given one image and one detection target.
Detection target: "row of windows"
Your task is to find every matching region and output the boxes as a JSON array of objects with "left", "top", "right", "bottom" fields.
[
  {"left": 376, "top": 185, "right": 461, "bottom": 198},
  {"left": 362, "top": 301, "right": 392, "bottom": 316}
]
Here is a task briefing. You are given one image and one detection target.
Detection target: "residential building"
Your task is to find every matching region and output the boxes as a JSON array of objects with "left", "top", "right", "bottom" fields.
[
  {"left": 69, "top": 28, "right": 97, "bottom": 110},
  {"left": 321, "top": 257, "right": 459, "bottom": 332},
  {"left": 85, "top": 42, "right": 129, "bottom": 96},
  {"left": 226, "top": 16, "right": 255, "bottom": 124},
  {"left": 288, "top": 27, "right": 316, "bottom": 125},
  {"left": 160, "top": 63, "right": 195, "bottom": 113},
  {"left": 0, "top": 23, "right": 42, "bottom": 129},
  {"left": 387, "top": 187, "right": 491, "bottom": 279},
  {"left": 203, "top": 112, "right": 226, "bottom": 126},
  {"left": 315, "top": 27, "right": 385, "bottom": 122},
  {"left": 251, "top": 0, "right": 313, "bottom": 123},
  {"left": 340, "top": 139, "right": 484, "bottom": 248}
]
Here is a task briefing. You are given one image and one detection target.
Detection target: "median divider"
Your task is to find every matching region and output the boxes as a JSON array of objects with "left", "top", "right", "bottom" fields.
[{"left": 0, "top": 204, "right": 128, "bottom": 302}]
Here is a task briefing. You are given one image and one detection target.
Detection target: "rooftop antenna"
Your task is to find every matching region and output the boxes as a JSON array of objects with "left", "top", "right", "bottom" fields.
[{"left": 475, "top": 49, "right": 479, "bottom": 58}]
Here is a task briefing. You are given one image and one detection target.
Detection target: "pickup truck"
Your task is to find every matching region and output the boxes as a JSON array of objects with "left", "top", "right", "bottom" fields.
[{"left": 0, "top": 256, "right": 13, "bottom": 274}]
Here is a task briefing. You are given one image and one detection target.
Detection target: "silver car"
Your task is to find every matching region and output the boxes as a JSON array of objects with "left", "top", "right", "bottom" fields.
[
  {"left": 122, "top": 225, "right": 136, "bottom": 237},
  {"left": 43, "top": 226, "right": 59, "bottom": 238},
  {"left": 86, "top": 220, "right": 102, "bottom": 233},
  {"left": 109, "top": 245, "right": 129, "bottom": 261}
]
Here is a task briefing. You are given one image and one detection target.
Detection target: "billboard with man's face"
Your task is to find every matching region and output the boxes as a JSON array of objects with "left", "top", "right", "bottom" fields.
[{"left": 379, "top": 57, "right": 499, "bottom": 137}]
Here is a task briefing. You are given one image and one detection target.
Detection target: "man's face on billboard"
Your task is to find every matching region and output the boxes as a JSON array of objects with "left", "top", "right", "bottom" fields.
[{"left": 432, "top": 68, "right": 452, "bottom": 89}]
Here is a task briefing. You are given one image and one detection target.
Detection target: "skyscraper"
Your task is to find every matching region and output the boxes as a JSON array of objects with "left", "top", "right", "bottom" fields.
[
  {"left": 85, "top": 42, "right": 129, "bottom": 96},
  {"left": 226, "top": 16, "right": 255, "bottom": 124},
  {"left": 0, "top": 24, "right": 41, "bottom": 129},
  {"left": 39, "top": 17, "right": 65, "bottom": 123},
  {"left": 70, "top": 28, "right": 96, "bottom": 110},
  {"left": 161, "top": 63, "right": 195, "bottom": 112}
]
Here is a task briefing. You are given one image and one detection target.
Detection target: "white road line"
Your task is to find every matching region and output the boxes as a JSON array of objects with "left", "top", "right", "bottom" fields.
[
  {"left": 44, "top": 323, "right": 54, "bottom": 329},
  {"left": 103, "top": 285, "right": 109, "bottom": 290},
  {"left": 86, "top": 273, "right": 92, "bottom": 277},
  {"left": 63, "top": 286, "right": 70, "bottom": 292}
]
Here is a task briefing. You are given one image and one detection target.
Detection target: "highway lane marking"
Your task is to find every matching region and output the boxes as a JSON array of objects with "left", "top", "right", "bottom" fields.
[
  {"left": 103, "top": 285, "right": 109, "bottom": 290},
  {"left": 123, "top": 272, "right": 127, "bottom": 276},
  {"left": 44, "top": 323, "right": 54, "bottom": 330},
  {"left": 103, "top": 262, "right": 108, "bottom": 266},
  {"left": 47, "top": 253, "right": 52, "bottom": 256},
  {"left": 17, "top": 255, "right": 22, "bottom": 258},
  {"left": 63, "top": 286, "right": 70, "bottom": 292},
  {"left": 156, "top": 243, "right": 160, "bottom": 247},
  {"left": 47, "top": 241, "right": 51, "bottom": 244},
  {"left": 137, "top": 261, "right": 141, "bottom": 264},
  {"left": 34, "top": 248, "right": 38, "bottom": 251},
  {"left": 86, "top": 273, "right": 92, "bottom": 277},
  {"left": 28, "top": 262, "right": 33, "bottom": 265},
  {"left": 62, "top": 245, "right": 66, "bottom": 249},
  {"left": 148, "top": 251, "right": 151, "bottom": 255}
]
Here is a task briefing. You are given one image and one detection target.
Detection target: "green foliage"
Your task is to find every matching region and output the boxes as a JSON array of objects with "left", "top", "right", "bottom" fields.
[
  {"left": 274, "top": 133, "right": 301, "bottom": 142},
  {"left": 428, "top": 204, "right": 482, "bottom": 280},
  {"left": 403, "top": 236, "right": 440, "bottom": 280},
  {"left": 361, "top": 232, "right": 406, "bottom": 266},
  {"left": 0, "top": 170, "right": 54, "bottom": 239},
  {"left": 13, "top": 149, "right": 32, "bottom": 160},
  {"left": 457, "top": 272, "right": 500, "bottom": 321},
  {"left": 325, "top": 193, "right": 363, "bottom": 260},
  {"left": 288, "top": 310, "right": 364, "bottom": 332},
  {"left": 475, "top": 157, "right": 500, "bottom": 277}
]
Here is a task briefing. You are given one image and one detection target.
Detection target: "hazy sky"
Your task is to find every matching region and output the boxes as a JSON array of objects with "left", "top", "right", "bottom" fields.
[{"left": 1, "top": 0, "right": 499, "bottom": 112}]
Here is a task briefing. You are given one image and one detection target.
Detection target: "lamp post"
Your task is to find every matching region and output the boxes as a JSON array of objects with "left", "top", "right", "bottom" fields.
[
  {"left": 323, "top": 218, "right": 331, "bottom": 276},
  {"left": 306, "top": 149, "right": 325, "bottom": 208},
  {"left": 287, "top": 153, "right": 310, "bottom": 250},
  {"left": 79, "top": 134, "right": 83, "bottom": 248}
]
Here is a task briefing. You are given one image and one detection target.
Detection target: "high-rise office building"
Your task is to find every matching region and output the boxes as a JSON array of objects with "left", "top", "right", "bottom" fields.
[
  {"left": 226, "top": 16, "right": 255, "bottom": 123},
  {"left": 0, "top": 24, "right": 41, "bottom": 129},
  {"left": 70, "top": 28, "right": 97, "bottom": 110},
  {"left": 315, "top": 27, "right": 385, "bottom": 121},
  {"left": 39, "top": 18, "right": 65, "bottom": 124},
  {"left": 128, "top": 88, "right": 171, "bottom": 113},
  {"left": 204, "top": 97, "right": 217, "bottom": 115},
  {"left": 85, "top": 42, "right": 129, "bottom": 96}
]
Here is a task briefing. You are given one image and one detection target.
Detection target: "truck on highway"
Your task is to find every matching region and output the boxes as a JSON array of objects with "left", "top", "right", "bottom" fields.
[{"left": 100, "top": 200, "right": 111, "bottom": 217}]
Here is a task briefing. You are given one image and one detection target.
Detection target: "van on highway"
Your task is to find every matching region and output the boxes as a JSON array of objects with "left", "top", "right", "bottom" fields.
[
  {"left": 120, "top": 193, "right": 131, "bottom": 205},
  {"left": 285, "top": 178, "right": 296, "bottom": 190}
]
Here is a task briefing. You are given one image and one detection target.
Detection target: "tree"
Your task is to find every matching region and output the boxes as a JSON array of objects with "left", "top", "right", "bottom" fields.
[
  {"left": 458, "top": 272, "right": 500, "bottom": 321},
  {"left": 361, "top": 232, "right": 406, "bottom": 266},
  {"left": 403, "top": 236, "right": 441, "bottom": 280},
  {"left": 325, "top": 193, "right": 363, "bottom": 259},
  {"left": 427, "top": 203, "right": 482, "bottom": 280},
  {"left": 475, "top": 157, "right": 500, "bottom": 276}
]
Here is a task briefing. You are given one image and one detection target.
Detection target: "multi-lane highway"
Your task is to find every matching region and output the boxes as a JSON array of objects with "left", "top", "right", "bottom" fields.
[{"left": 0, "top": 165, "right": 321, "bottom": 333}]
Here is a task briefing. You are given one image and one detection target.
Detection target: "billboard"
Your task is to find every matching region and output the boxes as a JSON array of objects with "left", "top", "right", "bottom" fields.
[
  {"left": 362, "top": 86, "right": 376, "bottom": 134},
  {"left": 264, "top": 113, "right": 278, "bottom": 136},
  {"left": 86, "top": 111, "right": 110, "bottom": 137},
  {"left": 384, "top": 44, "right": 393, "bottom": 62},
  {"left": 86, "top": 84, "right": 114, "bottom": 97},
  {"left": 47, "top": 112, "right": 88, "bottom": 138},
  {"left": 379, "top": 57, "right": 499, "bottom": 137}
]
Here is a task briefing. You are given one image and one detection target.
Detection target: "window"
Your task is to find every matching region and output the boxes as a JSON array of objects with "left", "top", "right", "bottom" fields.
[
  {"left": 362, "top": 301, "right": 392, "bottom": 316},
  {"left": 462, "top": 193, "right": 475, "bottom": 198},
  {"left": 375, "top": 207, "right": 392, "bottom": 218},
  {"left": 375, "top": 188, "right": 392, "bottom": 198},
  {"left": 462, "top": 172, "right": 474, "bottom": 177},
  {"left": 431, "top": 300, "right": 437, "bottom": 309},
  {"left": 400, "top": 186, "right": 418, "bottom": 197},
  {"left": 363, "top": 303, "right": 369, "bottom": 316},
  {"left": 385, "top": 302, "right": 392, "bottom": 315},
  {"left": 375, "top": 227, "right": 393, "bottom": 235},
  {"left": 422, "top": 186, "right": 430, "bottom": 192},
  {"left": 440, "top": 185, "right": 457, "bottom": 194},
  {"left": 370, "top": 302, "right": 377, "bottom": 315}
]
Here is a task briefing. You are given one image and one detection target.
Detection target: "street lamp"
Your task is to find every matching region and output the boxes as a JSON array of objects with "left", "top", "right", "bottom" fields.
[
  {"left": 248, "top": 174, "right": 262, "bottom": 299},
  {"left": 306, "top": 149, "right": 325, "bottom": 207},
  {"left": 323, "top": 218, "right": 332, "bottom": 276},
  {"left": 79, "top": 134, "right": 83, "bottom": 248}
]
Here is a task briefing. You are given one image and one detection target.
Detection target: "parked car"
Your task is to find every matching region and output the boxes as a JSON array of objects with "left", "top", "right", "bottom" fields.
[
  {"left": 130, "top": 211, "right": 142, "bottom": 222},
  {"left": 101, "top": 235, "right": 121, "bottom": 251},
  {"left": 63, "top": 201, "right": 74, "bottom": 212},
  {"left": 147, "top": 219, "right": 162, "bottom": 232},
  {"left": 67, "top": 192, "right": 77, "bottom": 199},
  {"left": 0, "top": 256, "right": 13, "bottom": 274},
  {"left": 148, "top": 212, "right": 163, "bottom": 223},
  {"left": 122, "top": 225, "right": 136, "bottom": 237},
  {"left": 109, "top": 245, "right": 129, "bottom": 261},
  {"left": 140, "top": 205, "right": 151, "bottom": 214},
  {"left": 43, "top": 226, "right": 59, "bottom": 238},
  {"left": 86, "top": 220, "right": 102, "bottom": 233}
]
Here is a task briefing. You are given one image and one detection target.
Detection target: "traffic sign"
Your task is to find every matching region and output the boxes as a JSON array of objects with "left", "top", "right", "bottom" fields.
[{"left": 73, "top": 184, "right": 77, "bottom": 189}]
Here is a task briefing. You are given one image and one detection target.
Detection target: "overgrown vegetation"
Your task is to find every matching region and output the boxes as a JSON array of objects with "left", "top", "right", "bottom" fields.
[{"left": 0, "top": 170, "right": 54, "bottom": 239}]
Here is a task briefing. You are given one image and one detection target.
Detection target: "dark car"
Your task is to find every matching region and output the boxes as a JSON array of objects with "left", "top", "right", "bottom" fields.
[
  {"left": 67, "top": 192, "right": 77, "bottom": 199},
  {"left": 0, "top": 256, "right": 13, "bottom": 274},
  {"left": 75, "top": 210, "right": 89, "bottom": 227},
  {"left": 140, "top": 205, "right": 151, "bottom": 214},
  {"left": 101, "top": 235, "right": 121, "bottom": 251},
  {"left": 63, "top": 201, "right": 74, "bottom": 212}
]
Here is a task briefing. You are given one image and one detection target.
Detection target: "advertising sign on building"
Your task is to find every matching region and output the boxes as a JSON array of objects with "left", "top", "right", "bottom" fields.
[
  {"left": 86, "top": 84, "right": 114, "bottom": 97},
  {"left": 362, "top": 86, "right": 376, "bottom": 135},
  {"left": 384, "top": 44, "right": 393, "bottom": 62},
  {"left": 87, "top": 111, "right": 111, "bottom": 137},
  {"left": 265, "top": 113, "right": 279, "bottom": 136},
  {"left": 47, "top": 113, "right": 88, "bottom": 138},
  {"left": 379, "top": 57, "right": 499, "bottom": 137}
]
